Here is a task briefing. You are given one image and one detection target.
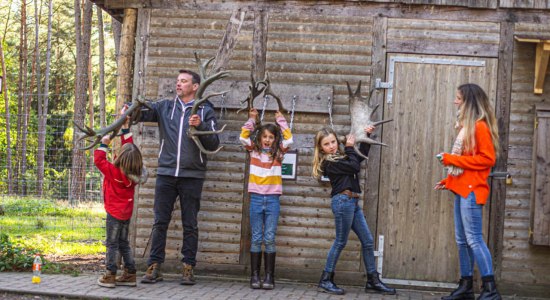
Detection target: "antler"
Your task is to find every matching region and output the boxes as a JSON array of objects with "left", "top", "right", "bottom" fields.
[
  {"left": 345, "top": 80, "right": 394, "bottom": 159},
  {"left": 74, "top": 97, "right": 151, "bottom": 150},
  {"left": 187, "top": 52, "right": 231, "bottom": 155},
  {"left": 237, "top": 71, "right": 286, "bottom": 117}
]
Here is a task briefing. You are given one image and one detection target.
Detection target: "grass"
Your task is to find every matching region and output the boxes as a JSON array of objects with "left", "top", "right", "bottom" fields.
[{"left": 0, "top": 197, "right": 106, "bottom": 256}]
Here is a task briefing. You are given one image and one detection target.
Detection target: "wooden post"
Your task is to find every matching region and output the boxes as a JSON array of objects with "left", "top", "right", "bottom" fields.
[
  {"left": 115, "top": 8, "right": 137, "bottom": 112},
  {"left": 239, "top": 8, "right": 268, "bottom": 267},
  {"left": 489, "top": 21, "right": 514, "bottom": 281}
]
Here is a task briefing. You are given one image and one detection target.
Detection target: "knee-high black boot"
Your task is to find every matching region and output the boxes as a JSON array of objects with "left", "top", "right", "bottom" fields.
[
  {"left": 441, "top": 276, "right": 474, "bottom": 300},
  {"left": 250, "top": 252, "right": 262, "bottom": 289},
  {"left": 365, "top": 272, "right": 396, "bottom": 295},
  {"left": 262, "top": 252, "right": 276, "bottom": 290},
  {"left": 318, "top": 271, "right": 345, "bottom": 295},
  {"left": 477, "top": 276, "right": 502, "bottom": 300}
]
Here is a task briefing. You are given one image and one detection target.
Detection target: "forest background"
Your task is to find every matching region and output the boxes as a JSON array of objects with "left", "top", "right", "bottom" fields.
[{"left": 0, "top": 0, "right": 120, "bottom": 201}]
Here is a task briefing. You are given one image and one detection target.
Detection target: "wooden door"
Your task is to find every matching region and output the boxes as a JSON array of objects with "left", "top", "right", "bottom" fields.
[{"left": 377, "top": 54, "right": 498, "bottom": 283}]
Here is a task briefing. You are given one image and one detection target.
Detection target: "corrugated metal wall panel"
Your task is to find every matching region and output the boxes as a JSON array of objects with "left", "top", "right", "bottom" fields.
[
  {"left": 266, "top": 14, "right": 374, "bottom": 272},
  {"left": 500, "top": 22, "right": 550, "bottom": 285},
  {"left": 135, "top": 9, "right": 254, "bottom": 265}
]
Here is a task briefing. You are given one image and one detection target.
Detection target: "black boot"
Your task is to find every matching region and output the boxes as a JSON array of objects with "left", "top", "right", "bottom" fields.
[
  {"left": 250, "top": 252, "right": 262, "bottom": 289},
  {"left": 366, "top": 272, "right": 396, "bottom": 295},
  {"left": 318, "top": 271, "right": 345, "bottom": 295},
  {"left": 262, "top": 252, "right": 276, "bottom": 290},
  {"left": 441, "top": 276, "right": 474, "bottom": 300},
  {"left": 477, "top": 276, "right": 502, "bottom": 300}
]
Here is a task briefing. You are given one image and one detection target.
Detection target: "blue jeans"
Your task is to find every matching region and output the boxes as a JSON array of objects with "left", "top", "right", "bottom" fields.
[
  {"left": 250, "top": 193, "right": 280, "bottom": 253},
  {"left": 148, "top": 175, "right": 203, "bottom": 266},
  {"left": 105, "top": 213, "right": 135, "bottom": 273},
  {"left": 454, "top": 192, "right": 494, "bottom": 277},
  {"left": 324, "top": 194, "right": 376, "bottom": 274}
]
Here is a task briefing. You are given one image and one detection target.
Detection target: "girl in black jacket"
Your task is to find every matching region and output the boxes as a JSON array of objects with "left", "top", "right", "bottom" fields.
[{"left": 311, "top": 127, "right": 395, "bottom": 295}]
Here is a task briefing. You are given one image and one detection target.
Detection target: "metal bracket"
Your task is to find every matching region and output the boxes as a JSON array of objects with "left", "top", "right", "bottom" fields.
[
  {"left": 383, "top": 56, "right": 486, "bottom": 104},
  {"left": 375, "top": 78, "right": 393, "bottom": 89},
  {"left": 373, "top": 235, "right": 384, "bottom": 275}
]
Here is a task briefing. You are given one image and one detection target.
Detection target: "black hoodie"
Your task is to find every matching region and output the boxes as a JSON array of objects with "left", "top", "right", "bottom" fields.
[{"left": 139, "top": 97, "right": 220, "bottom": 178}]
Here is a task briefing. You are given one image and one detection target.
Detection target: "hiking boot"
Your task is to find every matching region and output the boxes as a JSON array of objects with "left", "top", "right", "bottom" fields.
[
  {"left": 181, "top": 262, "right": 196, "bottom": 285},
  {"left": 141, "top": 263, "right": 163, "bottom": 284},
  {"left": 97, "top": 271, "right": 116, "bottom": 288},
  {"left": 115, "top": 268, "right": 137, "bottom": 287}
]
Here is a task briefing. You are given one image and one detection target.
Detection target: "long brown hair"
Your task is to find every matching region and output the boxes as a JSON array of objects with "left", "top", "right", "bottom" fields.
[
  {"left": 311, "top": 127, "right": 346, "bottom": 180},
  {"left": 114, "top": 143, "right": 144, "bottom": 183},
  {"left": 457, "top": 83, "right": 500, "bottom": 156},
  {"left": 252, "top": 123, "right": 283, "bottom": 162}
]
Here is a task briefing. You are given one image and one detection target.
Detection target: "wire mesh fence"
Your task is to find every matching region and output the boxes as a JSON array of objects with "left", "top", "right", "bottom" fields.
[{"left": 0, "top": 112, "right": 110, "bottom": 255}]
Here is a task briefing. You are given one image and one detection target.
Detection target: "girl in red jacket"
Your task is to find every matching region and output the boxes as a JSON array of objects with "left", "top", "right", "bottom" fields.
[
  {"left": 435, "top": 83, "right": 501, "bottom": 300},
  {"left": 94, "top": 120, "right": 146, "bottom": 288}
]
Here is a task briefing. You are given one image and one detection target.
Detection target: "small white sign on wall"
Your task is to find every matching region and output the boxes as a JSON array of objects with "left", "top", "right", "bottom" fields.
[{"left": 281, "top": 151, "right": 297, "bottom": 180}]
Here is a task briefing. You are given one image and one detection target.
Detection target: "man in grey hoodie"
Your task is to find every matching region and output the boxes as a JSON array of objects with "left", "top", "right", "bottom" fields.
[{"left": 134, "top": 69, "right": 220, "bottom": 285}]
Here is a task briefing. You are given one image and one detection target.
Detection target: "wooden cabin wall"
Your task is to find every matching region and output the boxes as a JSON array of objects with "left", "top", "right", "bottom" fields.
[
  {"left": 265, "top": 13, "right": 373, "bottom": 277},
  {"left": 500, "top": 22, "right": 550, "bottom": 294},
  {"left": 134, "top": 8, "right": 255, "bottom": 268}
]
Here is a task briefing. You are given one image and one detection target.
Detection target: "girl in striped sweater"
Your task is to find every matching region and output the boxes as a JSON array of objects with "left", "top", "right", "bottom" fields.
[{"left": 240, "top": 108, "right": 293, "bottom": 290}]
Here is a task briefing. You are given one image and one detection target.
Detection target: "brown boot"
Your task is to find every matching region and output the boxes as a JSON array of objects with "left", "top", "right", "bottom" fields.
[
  {"left": 115, "top": 268, "right": 137, "bottom": 287},
  {"left": 181, "top": 262, "right": 196, "bottom": 285},
  {"left": 141, "top": 263, "right": 163, "bottom": 284},
  {"left": 97, "top": 271, "right": 116, "bottom": 288}
]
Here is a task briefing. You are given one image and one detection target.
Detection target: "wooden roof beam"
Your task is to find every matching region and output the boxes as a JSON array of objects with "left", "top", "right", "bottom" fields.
[{"left": 515, "top": 35, "right": 550, "bottom": 94}]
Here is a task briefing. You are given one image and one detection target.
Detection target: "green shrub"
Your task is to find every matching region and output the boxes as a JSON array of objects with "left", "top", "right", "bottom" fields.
[{"left": 0, "top": 233, "right": 41, "bottom": 272}]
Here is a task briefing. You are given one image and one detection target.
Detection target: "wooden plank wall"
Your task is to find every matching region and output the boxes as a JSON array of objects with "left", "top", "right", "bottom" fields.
[
  {"left": 135, "top": 9, "right": 255, "bottom": 266},
  {"left": 501, "top": 22, "right": 550, "bottom": 288},
  {"left": 360, "top": 0, "right": 498, "bottom": 8},
  {"left": 500, "top": 0, "right": 550, "bottom": 9},
  {"left": 386, "top": 18, "right": 501, "bottom": 57},
  {"left": 265, "top": 14, "right": 374, "bottom": 274}
]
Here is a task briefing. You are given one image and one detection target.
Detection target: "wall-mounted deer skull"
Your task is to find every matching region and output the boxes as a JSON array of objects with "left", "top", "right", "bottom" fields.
[{"left": 346, "top": 81, "right": 393, "bottom": 158}]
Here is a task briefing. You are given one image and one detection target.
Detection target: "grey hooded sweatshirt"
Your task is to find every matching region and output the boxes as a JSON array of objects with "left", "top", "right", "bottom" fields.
[{"left": 140, "top": 97, "right": 220, "bottom": 179}]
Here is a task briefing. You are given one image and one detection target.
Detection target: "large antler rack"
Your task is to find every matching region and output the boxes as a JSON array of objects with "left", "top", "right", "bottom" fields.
[
  {"left": 237, "top": 71, "right": 286, "bottom": 118},
  {"left": 74, "top": 97, "right": 151, "bottom": 150},
  {"left": 187, "top": 52, "right": 231, "bottom": 155},
  {"left": 345, "top": 81, "right": 394, "bottom": 159}
]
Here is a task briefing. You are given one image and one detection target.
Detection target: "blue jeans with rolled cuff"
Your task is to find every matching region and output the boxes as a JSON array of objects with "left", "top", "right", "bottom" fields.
[
  {"left": 454, "top": 192, "right": 494, "bottom": 278},
  {"left": 105, "top": 213, "right": 136, "bottom": 273},
  {"left": 249, "top": 193, "right": 280, "bottom": 253},
  {"left": 324, "top": 193, "right": 376, "bottom": 274}
]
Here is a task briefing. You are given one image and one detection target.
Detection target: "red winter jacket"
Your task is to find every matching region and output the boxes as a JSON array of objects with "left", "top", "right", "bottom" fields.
[
  {"left": 438, "top": 121, "right": 496, "bottom": 205},
  {"left": 94, "top": 132, "right": 137, "bottom": 220}
]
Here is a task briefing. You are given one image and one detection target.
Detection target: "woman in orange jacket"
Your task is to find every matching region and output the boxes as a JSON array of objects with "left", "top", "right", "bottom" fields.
[{"left": 435, "top": 83, "right": 502, "bottom": 300}]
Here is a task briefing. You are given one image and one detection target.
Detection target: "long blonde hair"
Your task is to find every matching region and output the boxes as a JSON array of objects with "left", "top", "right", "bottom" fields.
[
  {"left": 114, "top": 143, "right": 144, "bottom": 183},
  {"left": 311, "top": 127, "right": 346, "bottom": 179},
  {"left": 457, "top": 83, "right": 500, "bottom": 156}
]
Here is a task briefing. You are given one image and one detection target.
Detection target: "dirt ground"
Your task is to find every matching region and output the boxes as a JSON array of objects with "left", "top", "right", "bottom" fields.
[{"left": 45, "top": 254, "right": 104, "bottom": 274}]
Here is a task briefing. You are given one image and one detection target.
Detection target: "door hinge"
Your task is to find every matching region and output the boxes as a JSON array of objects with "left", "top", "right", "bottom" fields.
[{"left": 375, "top": 78, "right": 393, "bottom": 89}]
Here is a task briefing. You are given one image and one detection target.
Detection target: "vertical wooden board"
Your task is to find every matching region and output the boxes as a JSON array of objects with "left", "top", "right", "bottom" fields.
[
  {"left": 378, "top": 54, "right": 497, "bottom": 282},
  {"left": 531, "top": 108, "right": 550, "bottom": 245}
]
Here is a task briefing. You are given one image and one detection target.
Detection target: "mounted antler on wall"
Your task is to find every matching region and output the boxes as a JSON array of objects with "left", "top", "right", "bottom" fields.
[
  {"left": 346, "top": 81, "right": 393, "bottom": 158},
  {"left": 74, "top": 97, "right": 151, "bottom": 150},
  {"left": 237, "top": 71, "right": 286, "bottom": 117},
  {"left": 188, "top": 51, "right": 231, "bottom": 155}
]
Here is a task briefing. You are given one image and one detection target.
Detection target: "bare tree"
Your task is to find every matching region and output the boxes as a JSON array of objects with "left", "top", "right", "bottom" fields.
[
  {"left": 1, "top": 36, "right": 13, "bottom": 194},
  {"left": 19, "top": 0, "right": 30, "bottom": 195},
  {"left": 36, "top": 0, "right": 53, "bottom": 197},
  {"left": 98, "top": 7, "right": 105, "bottom": 127},
  {"left": 70, "top": 0, "right": 93, "bottom": 202},
  {"left": 111, "top": 17, "right": 121, "bottom": 66}
]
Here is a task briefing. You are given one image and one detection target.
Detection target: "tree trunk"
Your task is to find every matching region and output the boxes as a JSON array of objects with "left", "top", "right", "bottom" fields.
[
  {"left": 115, "top": 8, "right": 137, "bottom": 111},
  {"left": 15, "top": 0, "right": 28, "bottom": 195},
  {"left": 98, "top": 7, "right": 105, "bottom": 128},
  {"left": 37, "top": 0, "right": 53, "bottom": 197},
  {"left": 20, "top": 0, "right": 31, "bottom": 195},
  {"left": 70, "top": 0, "right": 93, "bottom": 203},
  {"left": 1, "top": 40, "right": 13, "bottom": 194},
  {"left": 112, "top": 17, "right": 121, "bottom": 67}
]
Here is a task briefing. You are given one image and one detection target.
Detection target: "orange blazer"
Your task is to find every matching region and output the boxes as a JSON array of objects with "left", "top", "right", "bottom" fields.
[{"left": 439, "top": 121, "right": 496, "bottom": 205}]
